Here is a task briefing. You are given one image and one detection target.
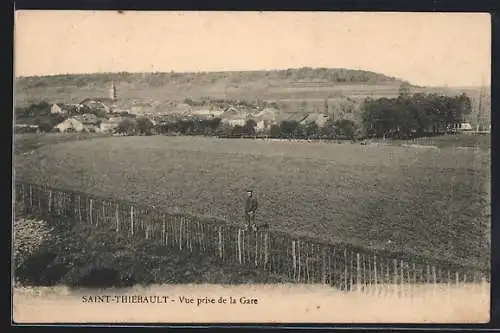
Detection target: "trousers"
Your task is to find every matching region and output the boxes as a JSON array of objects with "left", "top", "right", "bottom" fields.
[{"left": 246, "top": 211, "right": 256, "bottom": 225}]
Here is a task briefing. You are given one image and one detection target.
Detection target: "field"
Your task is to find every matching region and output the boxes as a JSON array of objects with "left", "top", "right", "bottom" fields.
[
  {"left": 14, "top": 135, "right": 491, "bottom": 270},
  {"left": 13, "top": 132, "right": 110, "bottom": 155}
]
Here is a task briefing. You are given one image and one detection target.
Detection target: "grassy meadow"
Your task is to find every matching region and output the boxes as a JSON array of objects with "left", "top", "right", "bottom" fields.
[{"left": 14, "top": 135, "right": 491, "bottom": 270}]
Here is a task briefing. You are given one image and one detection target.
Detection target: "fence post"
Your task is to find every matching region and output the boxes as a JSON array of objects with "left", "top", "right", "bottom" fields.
[
  {"left": 145, "top": 211, "right": 150, "bottom": 240},
  {"left": 305, "top": 241, "right": 309, "bottom": 283},
  {"left": 374, "top": 255, "right": 378, "bottom": 294},
  {"left": 356, "top": 253, "right": 361, "bottom": 293},
  {"left": 115, "top": 203, "right": 120, "bottom": 232},
  {"left": 29, "top": 184, "right": 33, "bottom": 211},
  {"left": 321, "top": 246, "right": 326, "bottom": 285},
  {"left": 350, "top": 251, "right": 354, "bottom": 291},
  {"left": 393, "top": 259, "right": 398, "bottom": 296},
  {"left": 329, "top": 248, "right": 334, "bottom": 287},
  {"left": 238, "top": 229, "right": 242, "bottom": 264},
  {"left": 162, "top": 215, "right": 166, "bottom": 246},
  {"left": 218, "top": 226, "right": 223, "bottom": 259},
  {"left": 89, "top": 199, "right": 93, "bottom": 225},
  {"left": 130, "top": 205, "right": 134, "bottom": 236},
  {"left": 19, "top": 183, "right": 25, "bottom": 212},
  {"left": 298, "top": 240, "right": 302, "bottom": 283},
  {"left": 264, "top": 231, "right": 269, "bottom": 268},
  {"left": 178, "top": 216, "right": 183, "bottom": 250},
  {"left": 77, "top": 195, "right": 82, "bottom": 221},
  {"left": 343, "top": 248, "right": 348, "bottom": 291},
  {"left": 432, "top": 266, "right": 437, "bottom": 295},
  {"left": 292, "top": 240, "right": 297, "bottom": 281},
  {"left": 363, "top": 254, "right": 367, "bottom": 292},
  {"left": 400, "top": 260, "right": 404, "bottom": 298},
  {"left": 48, "top": 190, "right": 52, "bottom": 214},
  {"left": 367, "top": 254, "right": 372, "bottom": 294},
  {"left": 255, "top": 231, "right": 258, "bottom": 267}
]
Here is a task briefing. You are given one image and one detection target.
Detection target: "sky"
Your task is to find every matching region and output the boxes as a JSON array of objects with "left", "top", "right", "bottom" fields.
[{"left": 14, "top": 11, "right": 491, "bottom": 87}]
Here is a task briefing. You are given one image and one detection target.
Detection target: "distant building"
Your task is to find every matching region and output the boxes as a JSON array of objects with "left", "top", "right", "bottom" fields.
[
  {"left": 191, "top": 108, "right": 225, "bottom": 119},
  {"left": 74, "top": 113, "right": 100, "bottom": 125},
  {"left": 100, "top": 120, "right": 120, "bottom": 133},
  {"left": 250, "top": 108, "right": 279, "bottom": 132},
  {"left": 79, "top": 99, "right": 111, "bottom": 114},
  {"left": 109, "top": 82, "right": 117, "bottom": 101},
  {"left": 55, "top": 118, "right": 85, "bottom": 132},
  {"left": 50, "top": 104, "right": 65, "bottom": 115},
  {"left": 220, "top": 106, "right": 248, "bottom": 127},
  {"left": 50, "top": 103, "right": 82, "bottom": 115},
  {"left": 300, "top": 112, "right": 331, "bottom": 128}
]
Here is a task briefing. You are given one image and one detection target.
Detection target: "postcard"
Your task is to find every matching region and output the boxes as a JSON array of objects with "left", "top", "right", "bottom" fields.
[{"left": 12, "top": 10, "right": 491, "bottom": 324}]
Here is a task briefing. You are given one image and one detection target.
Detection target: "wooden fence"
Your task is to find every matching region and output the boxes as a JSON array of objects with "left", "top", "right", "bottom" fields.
[{"left": 13, "top": 180, "right": 489, "bottom": 297}]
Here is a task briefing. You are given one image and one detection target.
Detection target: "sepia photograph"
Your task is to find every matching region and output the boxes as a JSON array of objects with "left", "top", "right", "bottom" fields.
[{"left": 12, "top": 11, "right": 491, "bottom": 324}]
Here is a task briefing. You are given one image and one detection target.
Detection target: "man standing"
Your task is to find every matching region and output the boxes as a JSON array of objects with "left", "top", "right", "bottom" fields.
[{"left": 245, "top": 190, "right": 259, "bottom": 231}]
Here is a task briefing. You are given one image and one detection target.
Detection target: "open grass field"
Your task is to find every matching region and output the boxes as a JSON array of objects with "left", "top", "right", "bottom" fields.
[
  {"left": 14, "top": 135, "right": 491, "bottom": 270},
  {"left": 13, "top": 132, "right": 111, "bottom": 155}
]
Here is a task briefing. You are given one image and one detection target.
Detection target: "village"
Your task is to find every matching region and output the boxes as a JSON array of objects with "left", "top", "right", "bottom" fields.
[{"left": 15, "top": 82, "right": 364, "bottom": 138}]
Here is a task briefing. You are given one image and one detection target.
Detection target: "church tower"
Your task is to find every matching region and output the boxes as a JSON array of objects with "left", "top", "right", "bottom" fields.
[{"left": 109, "top": 82, "right": 117, "bottom": 101}]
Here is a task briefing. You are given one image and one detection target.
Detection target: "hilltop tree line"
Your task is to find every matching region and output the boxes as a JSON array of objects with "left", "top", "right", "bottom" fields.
[{"left": 16, "top": 68, "right": 408, "bottom": 90}]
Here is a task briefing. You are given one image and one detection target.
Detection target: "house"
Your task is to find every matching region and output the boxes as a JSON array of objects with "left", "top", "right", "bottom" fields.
[
  {"left": 50, "top": 103, "right": 83, "bottom": 115},
  {"left": 191, "top": 108, "right": 225, "bottom": 119},
  {"left": 55, "top": 118, "right": 84, "bottom": 132},
  {"left": 15, "top": 124, "right": 39, "bottom": 133},
  {"left": 100, "top": 120, "right": 119, "bottom": 133},
  {"left": 220, "top": 106, "right": 248, "bottom": 127},
  {"left": 50, "top": 104, "right": 65, "bottom": 115},
  {"left": 249, "top": 108, "right": 279, "bottom": 132},
  {"left": 447, "top": 121, "right": 473, "bottom": 133},
  {"left": 172, "top": 103, "right": 192, "bottom": 114},
  {"left": 74, "top": 113, "right": 100, "bottom": 125},
  {"left": 79, "top": 98, "right": 112, "bottom": 114},
  {"left": 300, "top": 112, "right": 331, "bottom": 128}
]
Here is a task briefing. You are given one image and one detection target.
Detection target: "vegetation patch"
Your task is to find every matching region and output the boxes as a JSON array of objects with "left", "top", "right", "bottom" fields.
[{"left": 14, "top": 213, "right": 291, "bottom": 288}]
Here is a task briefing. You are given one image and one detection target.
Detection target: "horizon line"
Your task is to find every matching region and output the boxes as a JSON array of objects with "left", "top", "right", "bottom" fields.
[{"left": 14, "top": 68, "right": 491, "bottom": 89}]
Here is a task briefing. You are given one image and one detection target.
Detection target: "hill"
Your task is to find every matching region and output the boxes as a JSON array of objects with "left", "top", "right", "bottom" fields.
[{"left": 15, "top": 68, "right": 410, "bottom": 106}]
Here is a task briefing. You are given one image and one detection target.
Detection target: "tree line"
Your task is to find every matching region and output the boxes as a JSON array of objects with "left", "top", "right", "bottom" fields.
[
  {"left": 361, "top": 89, "right": 473, "bottom": 139},
  {"left": 137, "top": 117, "right": 359, "bottom": 141}
]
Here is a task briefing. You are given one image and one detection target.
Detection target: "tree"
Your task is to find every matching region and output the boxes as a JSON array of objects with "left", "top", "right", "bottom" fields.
[
  {"left": 398, "top": 83, "right": 412, "bottom": 100},
  {"left": 304, "top": 121, "right": 319, "bottom": 139},
  {"left": 334, "top": 119, "right": 357, "bottom": 141},
  {"left": 269, "top": 124, "right": 281, "bottom": 138},
  {"left": 116, "top": 118, "right": 137, "bottom": 135},
  {"left": 214, "top": 123, "right": 233, "bottom": 138},
  {"left": 244, "top": 119, "right": 257, "bottom": 136},
  {"left": 136, "top": 117, "right": 154, "bottom": 135},
  {"left": 321, "top": 119, "right": 337, "bottom": 139},
  {"left": 279, "top": 120, "right": 300, "bottom": 138},
  {"left": 231, "top": 125, "right": 246, "bottom": 138}
]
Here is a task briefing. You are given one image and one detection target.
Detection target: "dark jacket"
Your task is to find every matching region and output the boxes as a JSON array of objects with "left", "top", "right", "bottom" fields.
[{"left": 245, "top": 196, "right": 258, "bottom": 213}]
